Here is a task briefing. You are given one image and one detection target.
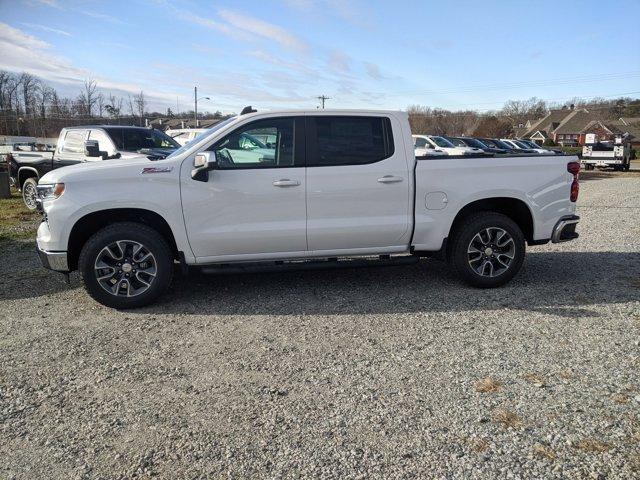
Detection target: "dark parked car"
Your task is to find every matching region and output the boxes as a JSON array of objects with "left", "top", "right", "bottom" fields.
[
  {"left": 480, "top": 138, "right": 536, "bottom": 154},
  {"left": 447, "top": 137, "right": 508, "bottom": 155}
]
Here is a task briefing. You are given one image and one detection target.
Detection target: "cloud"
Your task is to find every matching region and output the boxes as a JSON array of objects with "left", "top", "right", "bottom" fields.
[
  {"left": 218, "top": 9, "right": 309, "bottom": 53},
  {"left": 24, "top": 0, "right": 61, "bottom": 8},
  {"left": 0, "top": 23, "right": 179, "bottom": 105},
  {"left": 81, "top": 11, "right": 129, "bottom": 25},
  {"left": 20, "top": 22, "right": 71, "bottom": 37},
  {"left": 327, "top": 50, "right": 351, "bottom": 74},
  {"left": 363, "top": 61, "right": 384, "bottom": 80}
]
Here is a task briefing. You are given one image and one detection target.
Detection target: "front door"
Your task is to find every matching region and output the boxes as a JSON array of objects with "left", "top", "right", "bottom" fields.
[
  {"left": 305, "top": 115, "right": 411, "bottom": 253},
  {"left": 181, "top": 116, "right": 307, "bottom": 262}
]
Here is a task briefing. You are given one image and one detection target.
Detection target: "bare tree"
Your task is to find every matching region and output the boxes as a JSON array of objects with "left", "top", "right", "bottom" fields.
[
  {"left": 501, "top": 97, "right": 548, "bottom": 127},
  {"left": 77, "top": 79, "right": 98, "bottom": 116},
  {"left": 133, "top": 90, "right": 146, "bottom": 125}
]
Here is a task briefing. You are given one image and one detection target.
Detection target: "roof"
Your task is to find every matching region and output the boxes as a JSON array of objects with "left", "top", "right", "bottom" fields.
[
  {"left": 521, "top": 109, "right": 581, "bottom": 138},
  {"left": 553, "top": 110, "right": 597, "bottom": 135},
  {"left": 64, "top": 125, "right": 152, "bottom": 130},
  {"left": 606, "top": 119, "right": 640, "bottom": 139}
]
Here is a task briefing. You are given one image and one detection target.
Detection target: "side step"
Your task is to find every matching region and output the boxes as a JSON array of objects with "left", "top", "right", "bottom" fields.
[{"left": 199, "top": 255, "right": 419, "bottom": 275}]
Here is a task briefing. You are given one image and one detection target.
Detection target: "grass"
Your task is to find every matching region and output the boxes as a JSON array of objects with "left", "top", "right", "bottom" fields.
[
  {"left": 533, "top": 444, "right": 556, "bottom": 461},
  {"left": 492, "top": 409, "right": 523, "bottom": 429},
  {"left": 471, "top": 438, "right": 490, "bottom": 453},
  {"left": 522, "top": 373, "right": 547, "bottom": 387},
  {"left": 576, "top": 438, "right": 611, "bottom": 453},
  {"left": 475, "top": 377, "right": 503, "bottom": 393},
  {"left": 0, "top": 189, "right": 40, "bottom": 245}
]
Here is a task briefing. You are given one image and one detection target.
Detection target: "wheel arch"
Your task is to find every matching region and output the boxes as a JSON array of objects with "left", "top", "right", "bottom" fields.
[
  {"left": 17, "top": 167, "right": 39, "bottom": 188},
  {"left": 67, "top": 208, "right": 179, "bottom": 271},
  {"left": 448, "top": 197, "right": 535, "bottom": 247}
]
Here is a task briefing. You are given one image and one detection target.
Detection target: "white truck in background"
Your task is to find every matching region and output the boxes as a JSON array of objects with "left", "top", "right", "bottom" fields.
[
  {"left": 35, "top": 109, "right": 581, "bottom": 309},
  {"left": 581, "top": 133, "right": 631, "bottom": 171}
]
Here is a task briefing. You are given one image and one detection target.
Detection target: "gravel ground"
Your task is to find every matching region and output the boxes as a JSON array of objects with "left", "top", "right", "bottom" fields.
[{"left": 1, "top": 172, "right": 639, "bottom": 479}]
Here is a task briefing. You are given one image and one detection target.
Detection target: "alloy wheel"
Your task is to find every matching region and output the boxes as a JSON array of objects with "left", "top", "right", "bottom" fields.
[
  {"left": 467, "top": 227, "right": 515, "bottom": 277},
  {"left": 94, "top": 240, "right": 157, "bottom": 297}
]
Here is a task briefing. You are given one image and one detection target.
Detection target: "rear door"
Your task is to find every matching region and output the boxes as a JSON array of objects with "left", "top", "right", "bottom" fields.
[{"left": 305, "top": 114, "right": 412, "bottom": 253}]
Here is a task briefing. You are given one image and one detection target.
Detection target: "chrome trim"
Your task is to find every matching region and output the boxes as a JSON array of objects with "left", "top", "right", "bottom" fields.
[
  {"left": 37, "top": 247, "right": 69, "bottom": 271},
  {"left": 551, "top": 216, "right": 580, "bottom": 243}
]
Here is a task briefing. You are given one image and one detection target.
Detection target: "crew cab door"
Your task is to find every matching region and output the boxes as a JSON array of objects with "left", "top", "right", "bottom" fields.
[
  {"left": 305, "top": 115, "right": 412, "bottom": 253},
  {"left": 181, "top": 116, "right": 308, "bottom": 262}
]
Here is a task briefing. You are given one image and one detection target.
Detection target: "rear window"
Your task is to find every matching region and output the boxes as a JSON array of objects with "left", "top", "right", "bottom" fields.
[
  {"left": 60, "top": 130, "right": 86, "bottom": 153},
  {"left": 308, "top": 116, "right": 394, "bottom": 166}
]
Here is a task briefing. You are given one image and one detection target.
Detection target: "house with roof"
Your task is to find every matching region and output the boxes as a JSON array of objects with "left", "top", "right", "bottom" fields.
[{"left": 520, "top": 108, "right": 639, "bottom": 147}]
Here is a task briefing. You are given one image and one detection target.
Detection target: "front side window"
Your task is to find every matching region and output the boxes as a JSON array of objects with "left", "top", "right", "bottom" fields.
[
  {"left": 308, "top": 116, "right": 394, "bottom": 166},
  {"left": 209, "top": 118, "right": 296, "bottom": 168},
  {"left": 106, "top": 128, "right": 179, "bottom": 151}
]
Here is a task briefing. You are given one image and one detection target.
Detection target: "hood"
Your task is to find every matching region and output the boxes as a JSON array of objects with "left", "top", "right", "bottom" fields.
[
  {"left": 39, "top": 155, "right": 153, "bottom": 184},
  {"left": 135, "top": 147, "right": 176, "bottom": 160},
  {"left": 445, "top": 146, "right": 483, "bottom": 155}
]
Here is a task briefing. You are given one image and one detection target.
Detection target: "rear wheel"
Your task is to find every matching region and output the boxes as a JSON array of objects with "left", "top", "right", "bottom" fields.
[
  {"left": 449, "top": 212, "right": 525, "bottom": 288},
  {"left": 78, "top": 222, "right": 173, "bottom": 308},
  {"left": 22, "top": 178, "right": 38, "bottom": 210}
]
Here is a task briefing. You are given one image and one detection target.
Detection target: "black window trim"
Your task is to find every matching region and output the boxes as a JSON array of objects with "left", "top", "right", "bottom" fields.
[
  {"left": 306, "top": 115, "right": 395, "bottom": 168},
  {"left": 209, "top": 116, "right": 306, "bottom": 170}
]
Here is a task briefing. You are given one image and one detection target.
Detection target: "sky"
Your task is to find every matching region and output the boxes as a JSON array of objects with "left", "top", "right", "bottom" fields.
[{"left": 0, "top": 0, "right": 639, "bottom": 115}]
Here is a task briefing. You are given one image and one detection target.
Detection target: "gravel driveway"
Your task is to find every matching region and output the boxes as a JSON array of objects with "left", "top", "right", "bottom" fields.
[{"left": 1, "top": 172, "right": 639, "bottom": 479}]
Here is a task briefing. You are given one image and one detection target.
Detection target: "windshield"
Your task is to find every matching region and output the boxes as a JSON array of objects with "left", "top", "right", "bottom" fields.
[
  {"left": 461, "top": 138, "right": 485, "bottom": 148},
  {"left": 521, "top": 140, "right": 539, "bottom": 148},
  {"left": 165, "top": 117, "right": 237, "bottom": 158},
  {"left": 492, "top": 139, "right": 513, "bottom": 149},
  {"left": 105, "top": 128, "right": 180, "bottom": 151},
  {"left": 431, "top": 136, "right": 455, "bottom": 148},
  {"left": 513, "top": 140, "right": 532, "bottom": 149}
]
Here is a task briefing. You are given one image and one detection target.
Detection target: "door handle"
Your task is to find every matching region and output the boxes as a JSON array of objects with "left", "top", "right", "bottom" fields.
[
  {"left": 377, "top": 175, "right": 403, "bottom": 183},
  {"left": 273, "top": 179, "right": 300, "bottom": 187}
]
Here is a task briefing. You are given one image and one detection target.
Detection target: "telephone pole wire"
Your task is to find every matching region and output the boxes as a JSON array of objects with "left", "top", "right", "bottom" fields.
[{"left": 317, "top": 95, "right": 330, "bottom": 109}]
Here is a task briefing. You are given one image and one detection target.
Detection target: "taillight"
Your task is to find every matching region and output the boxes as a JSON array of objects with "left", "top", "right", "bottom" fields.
[
  {"left": 570, "top": 179, "right": 579, "bottom": 202},
  {"left": 567, "top": 162, "right": 580, "bottom": 202},
  {"left": 567, "top": 162, "right": 580, "bottom": 175}
]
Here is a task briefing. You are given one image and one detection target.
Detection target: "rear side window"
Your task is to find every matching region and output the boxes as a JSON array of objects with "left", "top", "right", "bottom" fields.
[{"left": 308, "top": 116, "right": 394, "bottom": 166}]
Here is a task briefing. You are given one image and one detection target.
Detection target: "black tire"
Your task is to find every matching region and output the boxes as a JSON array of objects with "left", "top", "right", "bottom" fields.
[
  {"left": 448, "top": 212, "right": 525, "bottom": 288},
  {"left": 78, "top": 222, "right": 173, "bottom": 309},
  {"left": 22, "top": 177, "right": 38, "bottom": 210}
]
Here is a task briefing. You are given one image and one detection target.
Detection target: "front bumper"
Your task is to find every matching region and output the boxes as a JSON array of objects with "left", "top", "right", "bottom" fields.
[
  {"left": 551, "top": 215, "right": 580, "bottom": 243},
  {"left": 37, "top": 245, "right": 69, "bottom": 272}
]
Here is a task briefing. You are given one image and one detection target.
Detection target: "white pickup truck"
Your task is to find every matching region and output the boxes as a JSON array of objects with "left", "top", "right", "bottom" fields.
[{"left": 35, "top": 109, "right": 581, "bottom": 308}]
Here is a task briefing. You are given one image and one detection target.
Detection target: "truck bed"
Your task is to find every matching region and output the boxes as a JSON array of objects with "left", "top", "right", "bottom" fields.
[{"left": 411, "top": 154, "right": 577, "bottom": 251}]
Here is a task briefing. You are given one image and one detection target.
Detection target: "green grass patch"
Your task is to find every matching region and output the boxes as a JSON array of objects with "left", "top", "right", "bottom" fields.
[{"left": 0, "top": 190, "right": 40, "bottom": 245}]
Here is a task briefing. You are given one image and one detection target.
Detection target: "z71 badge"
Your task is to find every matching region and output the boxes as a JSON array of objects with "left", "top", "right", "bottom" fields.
[{"left": 141, "top": 167, "right": 174, "bottom": 174}]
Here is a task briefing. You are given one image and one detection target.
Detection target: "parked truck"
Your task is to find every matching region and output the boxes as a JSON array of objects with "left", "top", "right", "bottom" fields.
[
  {"left": 7, "top": 125, "right": 180, "bottom": 209},
  {"left": 581, "top": 134, "right": 631, "bottom": 171},
  {"left": 35, "top": 109, "right": 581, "bottom": 308}
]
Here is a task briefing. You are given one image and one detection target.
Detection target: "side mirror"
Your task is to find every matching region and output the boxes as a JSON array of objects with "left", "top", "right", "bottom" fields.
[
  {"left": 191, "top": 151, "right": 217, "bottom": 182},
  {"left": 85, "top": 140, "right": 100, "bottom": 157}
]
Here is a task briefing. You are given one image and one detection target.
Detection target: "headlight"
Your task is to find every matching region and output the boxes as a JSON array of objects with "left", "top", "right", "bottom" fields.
[{"left": 36, "top": 183, "right": 65, "bottom": 200}]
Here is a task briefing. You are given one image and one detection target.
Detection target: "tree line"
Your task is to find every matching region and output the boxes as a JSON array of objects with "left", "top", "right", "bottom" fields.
[
  {"left": 1, "top": 69, "right": 638, "bottom": 139},
  {"left": 0, "top": 70, "right": 223, "bottom": 138},
  {"left": 408, "top": 96, "right": 640, "bottom": 138}
]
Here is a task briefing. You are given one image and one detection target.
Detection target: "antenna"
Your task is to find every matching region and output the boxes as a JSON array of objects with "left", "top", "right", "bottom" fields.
[{"left": 317, "top": 95, "right": 330, "bottom": 109}]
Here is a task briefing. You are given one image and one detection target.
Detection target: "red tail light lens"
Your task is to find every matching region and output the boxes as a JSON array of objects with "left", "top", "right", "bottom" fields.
[
  {"left": 570, "top": 179, "right": 579, "bottom": 202},
  {"left": 567, "top": 162, "right": 580, "bottom": 175}
]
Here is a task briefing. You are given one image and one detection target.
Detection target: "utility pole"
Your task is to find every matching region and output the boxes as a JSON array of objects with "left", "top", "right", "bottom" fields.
[
  {"left": 194, "top": 86, "right": 198, "bottom": 127},
  {"left": 317, "top": 95, "right": 330, "bottom": 109}
]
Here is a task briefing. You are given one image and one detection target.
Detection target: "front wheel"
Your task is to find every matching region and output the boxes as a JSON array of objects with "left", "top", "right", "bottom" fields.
[
  {"left": 22, "top": 178, "right": 38, "bottom": 210},
  {"left": 449, "top": 212, "right": 525, "bottom": 288},
  {"left": 78, "top": 222, "right": 173, "bottom": 308}
]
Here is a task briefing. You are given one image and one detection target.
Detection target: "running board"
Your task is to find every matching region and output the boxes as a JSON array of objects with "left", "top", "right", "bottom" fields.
[{"left": 198, "top": 255, "right": 419, "bottom": 275}]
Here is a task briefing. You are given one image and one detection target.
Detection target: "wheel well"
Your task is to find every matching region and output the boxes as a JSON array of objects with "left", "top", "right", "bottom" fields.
[
  {"left": 67, "top": 209, "right": 179, "bottom": 270},
  {"left": 449, "top": 197, "right": 534, "bottom": 245},
  {"left": 18, "top": 169, "right": 38, "bottom": 188}
]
